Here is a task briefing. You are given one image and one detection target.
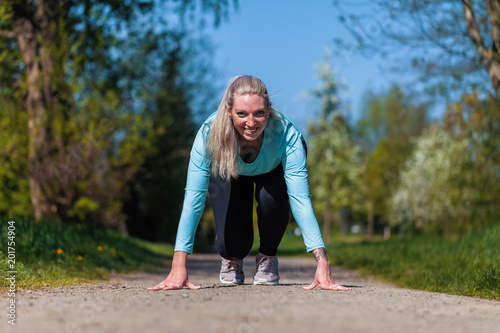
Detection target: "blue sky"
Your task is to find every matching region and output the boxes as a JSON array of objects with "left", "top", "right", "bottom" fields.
[{"left": 206, "top": 0, "right": 397, "bottom": 134}]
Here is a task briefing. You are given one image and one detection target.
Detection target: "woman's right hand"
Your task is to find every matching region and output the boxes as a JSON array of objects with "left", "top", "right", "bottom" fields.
[{"left": 147, "top": 251, "right": 201, "bottom": 291}]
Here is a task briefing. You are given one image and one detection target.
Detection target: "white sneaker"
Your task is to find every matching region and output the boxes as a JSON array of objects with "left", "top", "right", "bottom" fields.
[
  {"left": 219, "top": 258, "right": 244, "bottom": 284},
  {"left": 253, "top": 253, "right": 279, "bottom": 285}
]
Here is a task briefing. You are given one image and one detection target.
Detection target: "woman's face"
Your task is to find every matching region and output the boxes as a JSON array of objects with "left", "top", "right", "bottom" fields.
[{"left": 227, "top": 94, "right": 270, "bottom": 143}]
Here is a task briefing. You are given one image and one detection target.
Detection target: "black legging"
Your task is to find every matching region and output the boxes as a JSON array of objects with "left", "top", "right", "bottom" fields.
[{"left": 208, "top": 163, "right": 290, "bottom": 260}]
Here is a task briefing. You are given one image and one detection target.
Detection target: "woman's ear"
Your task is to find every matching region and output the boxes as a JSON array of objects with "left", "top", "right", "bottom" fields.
[{"left": 226, "top": 107, "right": 232, "bottom": 118}]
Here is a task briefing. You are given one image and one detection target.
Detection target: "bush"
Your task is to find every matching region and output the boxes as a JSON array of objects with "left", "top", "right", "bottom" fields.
[{"left": 0, "top": 219, "right": 172, "bottom": 290}]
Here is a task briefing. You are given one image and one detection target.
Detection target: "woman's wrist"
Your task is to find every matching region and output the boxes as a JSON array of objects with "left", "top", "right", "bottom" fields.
[
  {"left": 312, "top": 248, "right": 330, "bottom": 266},
  {"left": 172, "top": 251, "right": 189, "bottom": 269}
]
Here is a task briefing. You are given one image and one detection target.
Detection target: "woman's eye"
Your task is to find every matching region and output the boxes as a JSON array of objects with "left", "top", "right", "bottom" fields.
[{"left": 237, "top": 112, "right": 246, "bottom": 117}]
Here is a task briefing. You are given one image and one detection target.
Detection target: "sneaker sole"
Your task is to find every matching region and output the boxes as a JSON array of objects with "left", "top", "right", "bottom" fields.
[
  {"left": 253, "top": 279, "right": 279, "bottom": 286},
  {"left": 219, "top": 275, "right": 244, "bottom": 285}
]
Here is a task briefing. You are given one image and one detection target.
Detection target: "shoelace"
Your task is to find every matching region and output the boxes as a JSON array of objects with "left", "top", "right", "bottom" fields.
[
  {"left": 257, "top": 256, "right": 277, "bottom": 273},
  {"left": 223, "top": 259, "right": 242, "bottom": 272}
]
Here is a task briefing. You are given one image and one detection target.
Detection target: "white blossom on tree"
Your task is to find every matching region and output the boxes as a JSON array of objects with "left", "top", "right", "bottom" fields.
[{"left": 389, "top": 123, "right": 474, "bottom": 234}]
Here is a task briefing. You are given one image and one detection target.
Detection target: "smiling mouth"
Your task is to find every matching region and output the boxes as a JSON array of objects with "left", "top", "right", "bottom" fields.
[{"left": 244, "top": 128, "right": 258, "bottom": 134}]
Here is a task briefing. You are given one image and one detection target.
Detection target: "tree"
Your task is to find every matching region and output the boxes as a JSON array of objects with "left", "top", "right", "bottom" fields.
[
  {"left": 388, "top": 123, "right": 470, "bottom": 234},
  {"left": 333, "top": 0, "right": 500, "bottom": 99},
  {"left": 0, "top": 0, "right": 237, "bottom": 227},
  {"left": 389, "top": 91, "right": 500, "bottom": 234},
  {"left": 446, "top": 91, "right": 500, "bottom": 230},
  {"left": 307, "top": 48, "right": 366, "bottom": 242},
  {"left": 309, "top": 114, "right": 366, "bottom": 242},
  {"left": 122, "top": 33, "right": 215, "bottom": 241},
  {"left": 356, "top": 86, "right": 428, "bottom": 238}
]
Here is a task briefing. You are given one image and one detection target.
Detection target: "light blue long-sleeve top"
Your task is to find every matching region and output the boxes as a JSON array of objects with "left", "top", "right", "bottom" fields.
[{"left": 174, "top": 111, "right": 325, "bottom": 254}]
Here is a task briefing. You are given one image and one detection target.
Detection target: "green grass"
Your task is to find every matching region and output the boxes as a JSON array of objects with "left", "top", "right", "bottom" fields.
[
  {"left": 252, "top": 230, "right": 386, "bottom": 256},
  {"left": 250, "top": 232, "right": 308, "bottom": 256},
  {"left": 0, "top": 219, "right": 173, "bottom": 291},
  {"left": 250, "top": 225, "right": 500, "bottom": 300},
  {"left": 327, "top": 225, "right": 500, "bottom": 300}
]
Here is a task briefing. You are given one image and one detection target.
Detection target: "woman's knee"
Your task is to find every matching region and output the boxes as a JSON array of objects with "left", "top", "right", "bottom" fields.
[{"left": 217, "top": 237, "right": 252, "bottom": 260}]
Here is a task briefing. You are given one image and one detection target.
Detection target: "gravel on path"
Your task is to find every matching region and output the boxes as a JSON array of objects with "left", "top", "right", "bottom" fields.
[{"left": 2, "top": 253, "right": 499, "bottom": 333}]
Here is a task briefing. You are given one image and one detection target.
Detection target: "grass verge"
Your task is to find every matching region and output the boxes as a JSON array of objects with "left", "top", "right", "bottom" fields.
[
  {"left": 1, "top": 219, "right": 173, "bottom": 292},
  {"left": 257, "top": 225, "right": 499, "bottom": 300},
  {"left": 327, "top": 225, "right": 500, "bottom": 300}
]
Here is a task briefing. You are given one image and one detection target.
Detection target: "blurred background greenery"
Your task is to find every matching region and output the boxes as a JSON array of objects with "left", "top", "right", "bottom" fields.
[{"left": 0, "top": 1, "right": 498, "bottom": 298}]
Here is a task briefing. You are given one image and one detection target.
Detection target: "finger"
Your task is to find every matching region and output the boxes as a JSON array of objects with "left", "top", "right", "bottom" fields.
[
  {"left": 162, "top": 284, "right": 181, "bottom": 290},
  {"left": 186, "top": 281, "right": 201, "bottom": 290},
  {"left": 302, "top": 281, "right": 318, "bottom": 290},
  {"left": 147, "top": 285, "right": 165, "bottom": 291},
  {"left": 323, "top": 284, "right": 351, "bottom": 291},
  {"left": 335, "top": 285, "right": 352, "bottom": 291}
]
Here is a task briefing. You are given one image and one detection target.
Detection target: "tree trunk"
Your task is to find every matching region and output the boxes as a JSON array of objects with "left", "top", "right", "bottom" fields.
[
  {"left": 485, "top": 55, "right": 500, "bottom": 99},
  {"left": 14, "top": 18, "right": 51, "bottom": 219},
  {"left": 487, "top": 0, "right": 500, "bottom": 98},
  {"left": 462, "top": 0, "right": 500, "bottom": 98},
  {"left": 323, "top": 201, "right": 332, "bottom": 244},
  {"left": 367, "top": 195, "right": 374, "bottom": 242},
  {"left": 13, "top": 1, "right": 59, "bottom": 219},
  {"left": 340, "top": 206, "right": 349, "bottom": 235}
]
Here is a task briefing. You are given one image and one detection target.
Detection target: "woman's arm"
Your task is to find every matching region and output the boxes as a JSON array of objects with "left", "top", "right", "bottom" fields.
[
  {"left": 174, "top": 124, "right": 212, "bottom": 254},
  {"left": 149, "top": 123, "right": 212, "bottom": 291},
  {"left": 148, "top": 251, "right": 201, "bottom": 290},
  {"left": 303, "top": 248, "right": 351, "bottom": 291}
]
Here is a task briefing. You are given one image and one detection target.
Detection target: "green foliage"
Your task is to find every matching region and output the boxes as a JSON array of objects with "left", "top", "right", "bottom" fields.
[
  {"left": 328, "top": 224, "right": 500, "bottom": 300},
  {"left": 67, "top": 197, "right": 100, "bottom": 220},
  {"left": 309, "top": 116, "right": 366, "bottom": 215},
  {"left": 389, "top": 92, "right": 500, "bottom": 234},
  {"left": 123, "top": 42, "right": 200, "bottom": 241},
  {"left": 0, "top": 101, "right": 31, "bottom": 217},
  {"left": 0, "top": 3, "right": 30, "bottom": 218},
  {"left": 307, "top": 49, "right": 366, "bottom": 237},
  {"left": 358, "top": 86, "right": 428, "bottom": 218},
  {"left": 358, "top": 86, "right": 427, "bottom": 152},
  {"left": 309, "top": 46, "right": 342, "bottom": 117},
  {"left": 0, "top": 1, "right": 233, "bottom": 233},
  {"left": 0, "top": 1, "right": 164, "bottom": 226},
  {"left": 0, "top": 219, "right": 173, "bottom": 291},
  {"left": 389, "top": 124, "right": 469, "bottom": 233}
]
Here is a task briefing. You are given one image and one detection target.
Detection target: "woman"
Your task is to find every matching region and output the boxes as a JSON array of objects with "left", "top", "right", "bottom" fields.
[{"left": 149, "top": 75, "right": 350, "bottom": 291}]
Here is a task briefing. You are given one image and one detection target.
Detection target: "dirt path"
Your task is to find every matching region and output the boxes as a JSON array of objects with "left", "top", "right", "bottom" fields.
[{"left": 2, "top": 253, "right": 499, "bottom": 333}]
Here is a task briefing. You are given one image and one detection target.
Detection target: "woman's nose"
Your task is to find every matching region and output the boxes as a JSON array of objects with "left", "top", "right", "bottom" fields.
[{"left": 247, "top": 115, "right": 255, "bottom": 127}]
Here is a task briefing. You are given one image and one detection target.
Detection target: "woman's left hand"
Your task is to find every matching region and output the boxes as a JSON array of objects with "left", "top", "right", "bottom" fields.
[{"left": 303, "top": 248, "right": 351, "bottom": 291}]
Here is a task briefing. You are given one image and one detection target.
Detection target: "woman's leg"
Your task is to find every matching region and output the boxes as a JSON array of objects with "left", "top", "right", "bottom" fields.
[
  {"left": 208, "top": 174, "right": 254, "bottom": 260},
  {"left": 254, "top": 164, "right": 289, "bottom": 256}
]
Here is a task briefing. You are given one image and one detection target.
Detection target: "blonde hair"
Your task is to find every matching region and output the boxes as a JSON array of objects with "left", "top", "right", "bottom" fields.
[{"left": 207, "top": 75, "right": 277, "bottom": 180}]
